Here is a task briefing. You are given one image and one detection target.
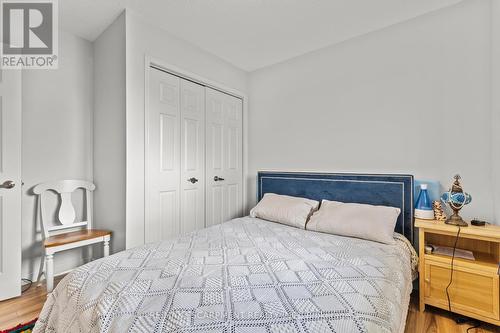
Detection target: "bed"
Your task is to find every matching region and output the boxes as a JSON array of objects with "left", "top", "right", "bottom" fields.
[{"left": 34, "top": 172, "right": 417, "bottom": 333}]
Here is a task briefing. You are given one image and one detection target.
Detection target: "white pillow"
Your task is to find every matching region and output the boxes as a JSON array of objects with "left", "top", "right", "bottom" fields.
[
  {"left": 250, "top": 193, "right": 319, "bottom": 229},
  {"left": 306, "top": 200, "right": 401, "bottom": 244}
]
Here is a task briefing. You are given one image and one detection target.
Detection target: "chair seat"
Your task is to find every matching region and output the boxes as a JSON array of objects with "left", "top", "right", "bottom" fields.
[{"left": 44, "top": 229, "right": 111, "bottom": 248}]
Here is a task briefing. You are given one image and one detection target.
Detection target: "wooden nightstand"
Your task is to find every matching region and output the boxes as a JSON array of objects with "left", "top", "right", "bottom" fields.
[{"left": 416, "top": 219, "right": 500, "bottom": 326}]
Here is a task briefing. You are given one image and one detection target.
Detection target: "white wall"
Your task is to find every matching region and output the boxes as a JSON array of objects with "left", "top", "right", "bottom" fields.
[
  {"left": 125, "top": 11, "right": 248, "bottom": 248},
  {"left": 248, "top": 0, "right": 495, "bottom": 222},
  {"left": 93, "top": 13, "right": 126, "bottom": 253},
  {"left": 492, "top": 1, "right": 500, "bottom": 224},
  {"left": 22, "top": 31, "right": 94, "bottom": 279}
]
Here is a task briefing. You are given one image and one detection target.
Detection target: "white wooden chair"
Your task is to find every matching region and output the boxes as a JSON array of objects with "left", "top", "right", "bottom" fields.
[{"left": 33, "top": 180, "right": 111, "bottom": 292}]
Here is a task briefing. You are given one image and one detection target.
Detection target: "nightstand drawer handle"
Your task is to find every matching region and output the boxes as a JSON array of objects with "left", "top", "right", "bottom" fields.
[{"left": 425, "top": 278, "right": 430, "bottom": 283}]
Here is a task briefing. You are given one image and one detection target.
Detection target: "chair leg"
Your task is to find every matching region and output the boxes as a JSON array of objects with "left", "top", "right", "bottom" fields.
[
  {"left": 37, "top": 254, "right": 45, "bottom": 284},
  {"left": 46, "top": 254, "right": 54, "bottom": 293},
  {"left": 103, "top": 239, "right": 110, "bottom": 257}
]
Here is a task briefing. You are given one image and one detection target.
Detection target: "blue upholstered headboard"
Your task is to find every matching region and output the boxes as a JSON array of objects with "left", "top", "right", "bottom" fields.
[{"left": 257, "top": 171, "right": 415, "bottom": 244}]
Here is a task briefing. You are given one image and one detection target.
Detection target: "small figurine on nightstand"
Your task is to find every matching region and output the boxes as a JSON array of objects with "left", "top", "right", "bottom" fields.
[
  {"left": 441, "top": 174, "right": 472, "bottom": 227},
  {"left": 432, "top": 201, "right": 447, "bottom": 221}
]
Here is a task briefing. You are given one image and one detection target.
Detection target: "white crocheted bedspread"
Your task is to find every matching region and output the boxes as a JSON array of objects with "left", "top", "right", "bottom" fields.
[{"left": 34, "top": 217, "right": 417, "bottom": 333}]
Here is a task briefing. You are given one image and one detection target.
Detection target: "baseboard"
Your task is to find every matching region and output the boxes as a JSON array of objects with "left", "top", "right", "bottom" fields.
[
  {"left": 23, "top": 256, "right": 94, "bottom": 284},
  {"left": 25, "top": 268, "right": 75, "bottom": 286}
]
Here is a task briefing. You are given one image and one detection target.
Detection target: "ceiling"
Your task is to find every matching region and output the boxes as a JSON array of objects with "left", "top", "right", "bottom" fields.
[{"left": 60, "top": 0, "right": 463, "bottom": 72}]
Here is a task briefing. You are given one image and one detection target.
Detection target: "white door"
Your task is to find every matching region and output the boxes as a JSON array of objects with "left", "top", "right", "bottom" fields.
[
  {"left": 179, "top": 79, "right": 205, "bottom": 234},
  {"left": 147, "top": 68, "right": 180, "bottom": 242},
  {"left": 0, "top": 68, "right": 22, "bottom": 300},
  {"left": 147, "top": 68, "right": 205, "bottom": 242},
  {"left": 205, "top": 88, "right": 243, "bottom": 226}
]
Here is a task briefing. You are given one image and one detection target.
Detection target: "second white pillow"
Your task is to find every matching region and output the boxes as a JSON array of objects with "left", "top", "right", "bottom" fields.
[
  {"left": 250, "top": 193, "right": 319, "bottom": 229},
  {"left": 306, "top": 200, "right": 401, "bottom": 244}
]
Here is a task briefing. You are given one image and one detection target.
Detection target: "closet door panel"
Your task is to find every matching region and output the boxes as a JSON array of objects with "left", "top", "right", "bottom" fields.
[
  {"left": 160, "top": 115, "right": 177, "bottom": 171},
  {"left": 212, "top": 124, "right": 223, "bottom": 171},
  {"left": 160, "top": 191, "right": 178, "bottom": 239},
  {"left": 206, "top": 88, "right": 243, "bottom": 225},
  {"left": 205, "top": 90, "right": 224, "bottom": 226},
  {"left": 224, "top": 96, "right": 243, "bottom": 221},
  {"left": 148, "top": 69, "right": 181, "bottom": 242},
  {"left": 180, "top": 79, "right": 205, "bottom": 233},
  {"left": 210, "top": 185, "right": 224, "bottom": 226},
  {"left": 226, "top": 183, "right": 240, "bottom": 221}
]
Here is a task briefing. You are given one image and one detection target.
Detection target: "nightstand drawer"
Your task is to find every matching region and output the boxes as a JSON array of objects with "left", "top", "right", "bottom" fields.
[{"left": 423, "top": 259, "right": 499, "bottom": 321}]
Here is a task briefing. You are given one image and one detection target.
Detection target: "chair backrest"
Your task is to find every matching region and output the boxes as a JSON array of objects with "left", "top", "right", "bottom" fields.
[{"left": 33, "top": 180, "right": 95, "bottom": 239}]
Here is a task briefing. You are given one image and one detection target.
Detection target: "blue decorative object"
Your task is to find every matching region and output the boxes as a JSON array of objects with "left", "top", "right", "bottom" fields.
[
  {"left": 257, "top": 171, "right": 414, "bottom": 243},
  {"left": 415, "top": 184, "right": 434, "bottom": 220},
  {"left": 414, "top": 179, "right": 440, "bottom": 203},
  {"left": 441, "top": 174, "right": 472, "bottom": 226}
]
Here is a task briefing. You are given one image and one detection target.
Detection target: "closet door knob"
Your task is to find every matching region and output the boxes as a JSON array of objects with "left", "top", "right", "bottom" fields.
[
  {"left": 187, "top": 177, "right": 199, "bottom": 184},
  {"left": 214, "top": 176, "right": 225, "bottom": 182},
  {"left": 0, "top": 180, "right": 15, "bottom": 189}
]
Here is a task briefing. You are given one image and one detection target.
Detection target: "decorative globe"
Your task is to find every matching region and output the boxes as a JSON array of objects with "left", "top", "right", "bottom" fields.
[
  {"left": 441, "top": 191, "right": 472, "bottom": 209},
  {"left": 441, "top": 174, "right": 471, "bottom": 226}
]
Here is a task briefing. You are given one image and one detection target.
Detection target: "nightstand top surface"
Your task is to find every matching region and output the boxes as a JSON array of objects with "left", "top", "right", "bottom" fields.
[{"left": 415, "top": 218, "right": 500, "bottom": 240}]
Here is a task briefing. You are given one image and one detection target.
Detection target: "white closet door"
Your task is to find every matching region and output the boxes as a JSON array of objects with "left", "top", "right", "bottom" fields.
[
  {"left": 0, "top": 68, "right": 22, "bottom": 300},
  {"left": 147, "top": 69, "right": 181, "bottom": 242},
  {"left": 206, "top": 88, "right": 243, "bottom": 226},
  {"left": 180, "top": 79, "right": 205, "bottom": 234},
  {"left": 147, "top": 68, "right": 206, "bottom": 242}
]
